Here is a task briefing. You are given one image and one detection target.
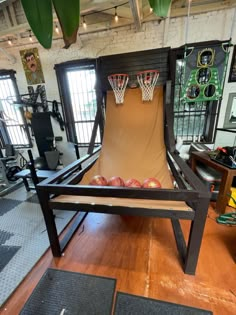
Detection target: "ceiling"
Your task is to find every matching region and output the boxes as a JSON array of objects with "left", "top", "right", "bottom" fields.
[{"left": 0, "top": 0, "right": 235, "bottom": 47}]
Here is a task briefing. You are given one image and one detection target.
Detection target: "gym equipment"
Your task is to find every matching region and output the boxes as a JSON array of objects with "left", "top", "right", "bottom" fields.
[
  {"left": 107, "top": 176, "right": 125, "bottom": 187},
  {"left": 137, "top": 70, "right": 159, "bottom": 101},
  {"left": 181, "top": 43, "right": 229, "bottom": 103},
  {"left": 142, "top": 177, "right": 162, "bottom": 188},
  {"left": 89, "top": 175, "right": 108, "bottom": 186},
  {"left": 108, "top": 74, "right": 129, "bottom": 104},
  {"left": 31, "top": 112, "right": 54, "bottom": 157},
  {"left": 125, "top": 178, "right": 142, "bottom": 187},
  {"left": 0, "top": 144, "right": 22, "bottom": 195},
  {"left": 37, "top": 84, "right": 210, "bottom": 275},
  {"left": 34, "top": 156, "right": 49, "bottom": 170}
]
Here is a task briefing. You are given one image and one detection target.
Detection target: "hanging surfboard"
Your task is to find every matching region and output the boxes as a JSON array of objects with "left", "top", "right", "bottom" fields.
[
  {"left": 21, "top": 0, "right": 53, "bottom": 49},
  {"left": 148, "top": 0, "right": 172, "bottom": 18},
  {"left": 52, "top": 0, "right": 80, "bottom": 49}
]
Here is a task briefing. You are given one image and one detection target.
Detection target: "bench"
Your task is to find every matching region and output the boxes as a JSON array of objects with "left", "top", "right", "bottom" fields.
[{"left": 15, "top": 169, "right": 57, "bottom": 191}]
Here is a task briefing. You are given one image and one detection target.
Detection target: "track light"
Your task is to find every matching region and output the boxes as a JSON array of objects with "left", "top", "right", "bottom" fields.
[
  {"left": 82, "top": 16, "right": 87, "bottom": 28},
  {"left": 29, "top": 30, "right": 33, "bottom": 42},
  {"left": 114, "top": 7, "right": 119, "bottom": 22},
  {"left": 55, "top": 24, "right": 59, "bottom": 34},
  {"left": 7, "top": 38, "right": 12, "bottom": 46}
]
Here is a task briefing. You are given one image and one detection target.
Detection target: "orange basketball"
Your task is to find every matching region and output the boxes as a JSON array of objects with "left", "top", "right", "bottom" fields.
[
  {"left": 125, "top": 178, "right": 142, "bottom": 188},
  {"left": 89, "top": 175, "right": 107, "bottom": 186},
  {"left": 108, "top": 176, "right": 125, "bottom": 187},
  {"left": 142, "top": 178, "right": 161, "bottom": 188}
]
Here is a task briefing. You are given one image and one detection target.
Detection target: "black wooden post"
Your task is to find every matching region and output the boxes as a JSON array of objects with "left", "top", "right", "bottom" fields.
[
  {"left": 184, "top": 197, "right": 209, "bottom": 274},
  {"left": 37, "top": 189, "right": 61, "bottom": 257}
]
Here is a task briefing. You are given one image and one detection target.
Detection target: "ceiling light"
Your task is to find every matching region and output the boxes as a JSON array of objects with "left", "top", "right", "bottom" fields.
[
  {"left": 82, "top": 16, "right": 87, "bottom": 28},
  {"left": 55, "top": 24, "right": 59, "bottom": 34},
  {"left": 150, "top": 7, "right": 153, "bottom": 13},
  {"left": 29, "top": 30, "right": 33, "bottom": 42},
  {"left": 114, "top": 7, "right": 119, "bottom": 22}
]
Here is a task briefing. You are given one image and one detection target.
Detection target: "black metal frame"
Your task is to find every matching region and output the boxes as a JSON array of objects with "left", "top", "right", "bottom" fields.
[
  {"left": 0, "top": 70, "right": 32, "bottom": 149},
  {"left": 36, "top": 80, "right": 210, "bottom": 275},
  {"left": 228, "top": 45, "right": 236, "bottom": 82},
  {"left": 54, "top": 59, "right": 103, "bottom": 148}
]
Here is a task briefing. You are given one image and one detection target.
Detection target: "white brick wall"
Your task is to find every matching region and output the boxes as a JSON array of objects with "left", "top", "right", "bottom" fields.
[{"left": 0, "top": 7, "right": 236, "bottom": 150}]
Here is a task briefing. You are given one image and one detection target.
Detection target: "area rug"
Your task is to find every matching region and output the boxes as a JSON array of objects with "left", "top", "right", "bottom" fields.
[
  {"left": 114, "top": 292, "right": 213, "bottom": 315},
  {"left": 20, "top": 268, "right": 116, "bottom": 315},
  {"left": 0, "top": 185, "right": 76, "bottom": 306}
]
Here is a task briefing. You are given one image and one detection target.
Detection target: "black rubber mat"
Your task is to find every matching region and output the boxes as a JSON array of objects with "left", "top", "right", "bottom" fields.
[
  {"left": 25, "top": 194, "right": 39, "bottom": 204},
  {"left": 0, "top": 245, "right": 21, "bottom": 272},
  {"left": 114, "top": 292, "right": 213, "bottom": 315},
  {"left": 0, "top": 198, "right": 22, "bottom": 216},
  {"left": 0, "top": 230, "right": 14, "bottom": 245},
  {"left": 20, "top": 268, "right": 116, "bottom": 315}
]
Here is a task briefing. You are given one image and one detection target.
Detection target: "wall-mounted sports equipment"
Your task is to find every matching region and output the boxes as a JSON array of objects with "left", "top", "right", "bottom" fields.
[
  {"left": 108, "top": 74, "right": 129, "bottom": 104},
  {"left": 181, "top": 43, "right": 230, "bottom": 103},
  {"left": 137, "top": 70, "right": 159, "bottom": 101}
]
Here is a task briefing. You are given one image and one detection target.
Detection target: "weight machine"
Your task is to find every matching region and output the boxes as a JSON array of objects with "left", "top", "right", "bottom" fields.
[{"left": 0, "top": 144, "right": 25, "bottom": 195}]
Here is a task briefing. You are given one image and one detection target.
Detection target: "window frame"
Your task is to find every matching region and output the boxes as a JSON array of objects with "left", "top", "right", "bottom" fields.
[
  {"left": 0, "top": 69, "right": 32, "bottom": 149},
  {"left": 54, "top": 59, "right": 102, "bottom": 147}
]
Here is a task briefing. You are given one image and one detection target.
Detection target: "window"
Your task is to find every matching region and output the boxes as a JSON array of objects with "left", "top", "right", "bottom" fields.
[
  {"left": 67, "top": 67, "right": 100, "bottom": 146},
  {"left": 0, "top": 70, "right": 31, "bottom": 148},
  {"left": 55, "top": 60, "right": 102, "bottom": 147}
]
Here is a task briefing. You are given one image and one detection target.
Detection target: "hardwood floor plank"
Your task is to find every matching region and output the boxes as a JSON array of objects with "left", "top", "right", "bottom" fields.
[{"left": 0, "top": 207, "right": 236, "bottom": 315}]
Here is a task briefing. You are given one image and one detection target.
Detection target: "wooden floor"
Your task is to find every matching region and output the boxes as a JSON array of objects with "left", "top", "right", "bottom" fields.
[{"left": 0, "top": 203, "right": 236, "bottom": 315}]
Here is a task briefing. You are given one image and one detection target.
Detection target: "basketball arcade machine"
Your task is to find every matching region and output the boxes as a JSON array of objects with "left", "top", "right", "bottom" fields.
[{"left": 35, "top": 56, "right": 211, "bottom": 276}]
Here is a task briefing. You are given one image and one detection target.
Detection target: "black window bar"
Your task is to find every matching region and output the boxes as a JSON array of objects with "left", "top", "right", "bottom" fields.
[
  {"left": 173, "top": 59, "right": 219, "bottom": 144},
  {"left": 0, "top": 70, "right": 31, "bottom": 148},
  {"left": 66, "top": 66, "right": 101, "bottom": 147}
]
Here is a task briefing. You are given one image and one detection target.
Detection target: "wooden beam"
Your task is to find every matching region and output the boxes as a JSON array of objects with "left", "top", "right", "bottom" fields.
[
  {"left": 81, "top": 0, "right": 130, "bottom": 15},
  {"left": 143, "top": 0, "right": 236, "bottom": 18},
  {"left": 129, "top": 0, "right": 142, "bottom": 31},
  {"left": 0, "top": 47, "right": 16, "bottom": 63},
  {"left": 162, "top": 5, "right": 171, "bottom": 47},
  {"left": 9, "top": 3, "right": 17, "bottom": 26},
  {"left": 171, "top": 0, "right": 236, "bottom": 17},
  {"left": 3, "top": 7, "right": 12, "bottom": 28}
]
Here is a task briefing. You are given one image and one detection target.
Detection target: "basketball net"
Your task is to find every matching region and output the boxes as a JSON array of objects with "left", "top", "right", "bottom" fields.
[
  {"left": 108, "top": 74, "right": 129, "bottom": 104},
  {"left": 137, "top": 70, "right": 159, "bottom": 101}
]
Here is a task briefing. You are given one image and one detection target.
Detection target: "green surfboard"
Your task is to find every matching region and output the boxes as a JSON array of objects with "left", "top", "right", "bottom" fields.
[
  {"left": 21, "top": 0, "right": 53, "bottom": 49},
  {"left": 148, "top": 0, "right": 172, "bottom": 18},
  {"left": 53, "top": 0, "right": 80, "bottom": 48}
]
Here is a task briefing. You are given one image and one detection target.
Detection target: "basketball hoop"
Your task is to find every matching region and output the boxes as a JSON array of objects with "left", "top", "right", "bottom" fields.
[
  {"left": 108, "top": 74, "right": 129, "bottom": 104},
  {"left": 137, "top": 70, "right": 159, "bottom": 101}
]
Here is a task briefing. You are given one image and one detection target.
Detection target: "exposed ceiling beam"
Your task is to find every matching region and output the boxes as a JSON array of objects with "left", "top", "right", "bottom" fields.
[
  {"left": 9, "top": 3, "right": 17, "bottom": 26},
  {"left": 162, "top": 5, "right": 171, "bottom": 47},
  {"left": 3, "top": 7, "right": 11, "bottom": 28},
  {"left": 170, "top": 0, "right": 236, "bottom": 17},
  {"left": 0, "top": 47, "right": 16, "bottom": 64},
  {"left": 81, "top": 0, "right": 128, "bottom": 14},
  {"left": 129, "top": 0, "right": 142, "bottom": 31}
]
